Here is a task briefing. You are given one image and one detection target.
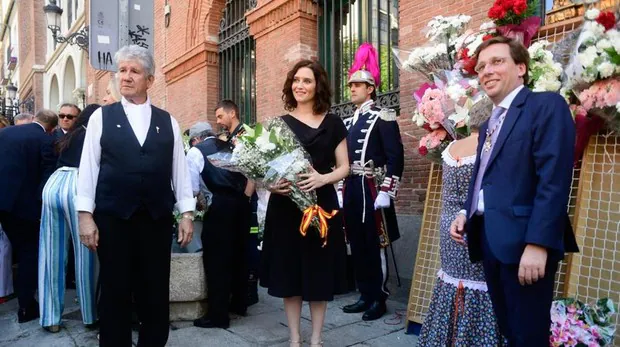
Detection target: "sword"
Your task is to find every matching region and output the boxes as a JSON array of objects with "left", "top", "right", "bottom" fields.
[{"left": 380, "top": 207, "right": 402, "bottom": 287}]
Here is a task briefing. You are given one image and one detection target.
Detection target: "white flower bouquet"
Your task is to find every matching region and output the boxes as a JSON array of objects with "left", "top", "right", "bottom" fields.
[
  {"left": 528, "top": 40, "right": 563, "bottom": 92},
  {"left": 207, "top": 117, "right": 338, "bottom": 246}
]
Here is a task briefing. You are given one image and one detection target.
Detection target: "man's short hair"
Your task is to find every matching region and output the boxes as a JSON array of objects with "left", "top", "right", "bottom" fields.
[
  {"left": 35, "top": 109, "right": 59, "bottom": 128},
  {"left": 215, "top": 99, "right": 239, "bottom": 119},
  {"left": 59, "top": 103, "right": 81, "bottom": 115},
  {"left": 14, "top": 113, "right": 34, "bottom": 122},
  {"left": 115, "top": 45, "right": 156, "bottom": 77}
]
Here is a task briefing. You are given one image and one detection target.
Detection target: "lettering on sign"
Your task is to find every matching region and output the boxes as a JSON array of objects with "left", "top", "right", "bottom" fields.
[
  {"left": 97, "top": 11, "right": 105, "bottom": 27},
  {"left": 128, "top": 25, "right": 150, "bottom": 49},
  {"left": 98, "top": 51, "right": 113, "bottom": 69}
]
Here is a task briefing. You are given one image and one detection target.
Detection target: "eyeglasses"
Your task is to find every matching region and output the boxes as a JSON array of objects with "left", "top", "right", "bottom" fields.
[
  {"left": 59, "top": 114, "right": 76, "bottom": 120},
  {"left": 474, "top": 57, "right": 507, "bottom": 74}
]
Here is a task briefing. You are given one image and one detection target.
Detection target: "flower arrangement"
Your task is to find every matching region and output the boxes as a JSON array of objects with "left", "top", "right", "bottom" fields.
[
  {"left": 550, "top": 298, "right": 617, "bottom": 346},
  {"left": 487, "top": 0, "right": 541, "bottom": 47},
  {"left": 206, "top": 117, "right": 337, "bottom": 246},
  {"left": 528, "top": 40, "right": 564, "bottom": 92},
  {"left": 454, "top": 22, "right": 497, "bottom": 76}
]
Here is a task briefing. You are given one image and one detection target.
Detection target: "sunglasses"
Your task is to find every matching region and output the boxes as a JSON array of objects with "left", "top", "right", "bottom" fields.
[{"left": 59, "top": 114, "right": 76, "bottom": 120}]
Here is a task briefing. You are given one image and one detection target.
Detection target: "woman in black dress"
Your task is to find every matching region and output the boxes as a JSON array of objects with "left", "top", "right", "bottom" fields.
[{"left": 260, "top": 60, "right": 350, "bottom": 347}]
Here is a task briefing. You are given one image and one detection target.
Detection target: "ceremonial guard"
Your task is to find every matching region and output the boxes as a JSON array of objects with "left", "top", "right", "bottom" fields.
[
  {"left": 341, "top": 43, "right": 404, "bottom": 321},
  {"left": 187, "top": 100, "right": 252, "bottom": 329}
]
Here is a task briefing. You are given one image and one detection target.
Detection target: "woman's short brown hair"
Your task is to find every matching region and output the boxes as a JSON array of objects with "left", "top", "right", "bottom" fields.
[
  {"left": 473, "top": 36, "right": 530, "bottom": 85},
  {"left": 282, "top": 59, "right": 332, "bottom": 115}
]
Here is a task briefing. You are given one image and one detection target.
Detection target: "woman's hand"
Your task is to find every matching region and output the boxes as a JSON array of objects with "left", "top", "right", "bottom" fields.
[
  {"left": 297, "top": 167, "right": 328, "bottom": 192},
  {"left": 268, "top": 179, "right": 292, "bottom": 195}
]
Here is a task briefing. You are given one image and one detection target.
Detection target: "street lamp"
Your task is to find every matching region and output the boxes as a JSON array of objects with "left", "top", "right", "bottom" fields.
[
  {"left": 43, "top": 0, "right": 89, "bottom": 50},
  {"left": 5, "top": 82, "right": 17, "bottom": 100}
]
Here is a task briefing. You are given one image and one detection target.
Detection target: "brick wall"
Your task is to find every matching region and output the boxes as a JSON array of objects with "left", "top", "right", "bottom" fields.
[
  {"left": 17, "top": 0, "right": 47, "bottom": 112},
  {"left": 397, "top": 0, "right": 494, "bottom": 215}
]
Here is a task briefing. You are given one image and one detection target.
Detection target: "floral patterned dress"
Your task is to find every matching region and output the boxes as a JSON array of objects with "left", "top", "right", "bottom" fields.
[{"left": 418, "top": 141, "right": 503, "bottom": 347}]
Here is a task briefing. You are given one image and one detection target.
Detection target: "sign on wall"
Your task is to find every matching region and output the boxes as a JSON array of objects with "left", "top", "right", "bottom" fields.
[{"left": 89, "top": 0, "right": 154, "bottom": 72}]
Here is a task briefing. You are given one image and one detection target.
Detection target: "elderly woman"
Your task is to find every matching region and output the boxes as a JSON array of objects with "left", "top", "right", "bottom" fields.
[
  {"left": 417, "top": 97, "right": 504, "bottom": 346},
  {"left": 76, "top": 45, "right": 194, "bottom": 347},
  {"left": 38, "top": 104, "right": 102, "bottom": 333}
]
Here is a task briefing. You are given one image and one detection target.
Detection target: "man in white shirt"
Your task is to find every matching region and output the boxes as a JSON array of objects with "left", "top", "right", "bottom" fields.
[{"left": 76, "top": 45, "right": 195, "bottom": 347}]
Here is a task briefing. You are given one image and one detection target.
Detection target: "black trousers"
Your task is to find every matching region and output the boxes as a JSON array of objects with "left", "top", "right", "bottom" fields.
[
  {"left": 94, "top": 210, "right": 173, "bottom": 347},
  {"left": 202, "top": 194, "right": 250, "bottom": 322},
  {"left": 479, "top": 217, "right": 558, "bottom": 347},
  {"left": 0, "top": 211, "right": 39, "bottom": 310}
]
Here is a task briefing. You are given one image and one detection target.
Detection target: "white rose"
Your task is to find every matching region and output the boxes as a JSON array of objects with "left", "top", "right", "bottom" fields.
[
  {"left": 598, "top": 62, "right": 615, "bottom": 78},
  {"left": 584, "top": 21, "right": 606, "bottom": 38},
  {"left": 585, "top": 8, "right": 600, "bottom": 20},
  {"left": 578, "top": 46, "right": 599, "bottom": 67},
  {"left": 468, "top": 79, "right": 479, "bottom": 89},
  {"left": 596, "top": 39, "right": 612, "bottom": 50}
]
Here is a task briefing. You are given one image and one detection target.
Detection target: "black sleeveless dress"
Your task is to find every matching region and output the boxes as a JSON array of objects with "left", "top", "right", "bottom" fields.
[{"left": 259, "top": 113, "right": 348, "bottom": 301}]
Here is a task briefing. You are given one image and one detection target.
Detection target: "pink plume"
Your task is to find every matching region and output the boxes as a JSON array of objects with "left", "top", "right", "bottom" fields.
[{"left": 349, "top": 43, "right": 381, "bottom": 87}]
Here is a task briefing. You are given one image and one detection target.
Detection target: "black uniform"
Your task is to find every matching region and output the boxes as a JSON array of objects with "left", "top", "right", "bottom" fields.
[
  {"left": 195, "top": 125, "right": 251, "bottom": 325},
  {"left": 342, "top": 100, "right": 404, "bottom": 305}
]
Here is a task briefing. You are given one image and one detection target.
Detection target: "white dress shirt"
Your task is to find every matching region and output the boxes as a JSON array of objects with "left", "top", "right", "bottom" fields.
[
  {"left": 460, "top": 85, "right": 524, "bottom": 217},
  {"left": 75, "top": 97, "right": 196, "bottom": 214},
  {"left": 186, "top": 139, "right": 214, "bottom": 195}
]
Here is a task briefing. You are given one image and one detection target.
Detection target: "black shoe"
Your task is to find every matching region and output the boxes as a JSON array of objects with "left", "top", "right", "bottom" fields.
[
  {"left": 43, "top": 325, "right": 61, "bottom": 333},
  {"left": 193, "top": 315, "right": 229, "bottom": 329},
  {"left": 362, "top": 301, "right": 387, "bottom": 321},
  {"left": 230, "top": 305, "right": 247, "bottom": 316},
  {"left": 17, "top": 305, "right": 40, "bottom": 323},
  {"left": 342, "top": 299, "right": 372, "bottom": 313}
]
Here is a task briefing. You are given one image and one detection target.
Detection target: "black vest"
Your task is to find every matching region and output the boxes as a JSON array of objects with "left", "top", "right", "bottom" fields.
[
  {"left": 95, "top": 102, "right": 175, "bottom": 219},
  {"left": 195, "top": 138, "right": 247, "bottom": 198}
]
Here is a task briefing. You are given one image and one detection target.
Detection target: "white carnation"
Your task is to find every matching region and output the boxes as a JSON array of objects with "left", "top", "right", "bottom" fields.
[
  {"left": 468, "top": 79, "right": 479, "bottom": 89},
  {"left": 585, "top": 8, "right": 600, "bottom": 20},
  {"left": 446, "top": 83, "right": 466, "bottom": 102},
  {"left": 479, "top": 22, "right": 496, "bottom": 31},
  {"left": 578, "top": 46, "right": 598, "bottom": 68},
  {"left": 584, "top": 21, "right": 606, "bottom": 38},
  {"left": 596, "top": 39, "right": 612, "bottom": 50},
  {"left": 598, "top": 62, "right": 615, "bottom": 78}
]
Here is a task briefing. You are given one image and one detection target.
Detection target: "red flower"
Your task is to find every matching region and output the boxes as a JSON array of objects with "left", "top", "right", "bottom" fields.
[
  {"left": 488, "top": 5, "right": 507, "bottom": 20},
  {"left": 418, "top": 146, "right": 428, "bottom": 156},
  {"left": 463, "top": 57, "right": 478, "bottom": 75},
  {"left": 500, "top": 0, "right": 514, "bottom": 11},
  {"left": 513, "top": 0, "right": 527, "bottom": 15},
  {"left": 422, "top": 123, "right": 433, "bottom": 132},
  {"left": 482, "top": 34, "right": 495, "bottom": 41},
  {"left": 596, "top": 11, "right": 616, "bottom": 31}
]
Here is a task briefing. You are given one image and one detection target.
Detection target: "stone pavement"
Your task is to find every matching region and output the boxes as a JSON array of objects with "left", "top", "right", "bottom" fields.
[{"left": 0, "top": 286, "right": 418, "bottom": 346}]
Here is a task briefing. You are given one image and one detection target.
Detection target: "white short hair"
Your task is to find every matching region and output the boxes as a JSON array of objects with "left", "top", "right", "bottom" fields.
[
  {"left": 114, "top": 45, "right": 155, "bottom": 77},
  {"left": 14, "top": 113, "right": 34, "bottom": 122}
]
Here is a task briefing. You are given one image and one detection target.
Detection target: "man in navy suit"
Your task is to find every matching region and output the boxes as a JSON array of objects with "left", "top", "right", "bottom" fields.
[
  {"left": 0, "top": 109, "right": 58, "bottom": 323},
  {"left": 450, "top": 36, "right": 578, "bottom": 346}
]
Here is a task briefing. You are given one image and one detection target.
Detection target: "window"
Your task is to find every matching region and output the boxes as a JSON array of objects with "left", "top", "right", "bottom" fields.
[
  {"left": 218, "top": 0, "right": 257, "bottom": 125},
  {"left": 67, "top": 0, "right": 73, "bottom": 29},
  {"left": 318, "top": 0, "right": 400, "bottom": 117}
]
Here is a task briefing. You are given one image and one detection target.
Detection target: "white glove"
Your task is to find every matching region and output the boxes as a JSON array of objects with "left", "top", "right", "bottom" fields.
[
  {"left": 374, "top": 191, "right": 391, "bottom": 210},
  {"left": 337, "top": 190, "right": 344, "bottom": 208},
  {"left": 257, "top": 240, "right": 263, "bottom": 251}
]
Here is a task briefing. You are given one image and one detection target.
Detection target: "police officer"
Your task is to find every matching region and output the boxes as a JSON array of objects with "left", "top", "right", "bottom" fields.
[
  {"left": 187, "top": 100, "right": 252, "bottom": 328},
  {"left": 341, "top": 43, "right": 404, "bottom": 321}
]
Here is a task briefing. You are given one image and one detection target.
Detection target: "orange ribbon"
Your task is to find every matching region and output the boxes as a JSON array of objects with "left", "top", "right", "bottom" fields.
[{"left": 299, "top": 205, "right": 338, "bottom": 247}]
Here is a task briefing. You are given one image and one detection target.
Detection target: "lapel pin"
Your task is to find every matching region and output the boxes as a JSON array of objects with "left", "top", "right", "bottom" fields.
[
  {"left": 156, "top": 126, "right": 160, "bottom": 134},
  {"left": 116, "top": 124, "right": 121, "bottom": 128}
]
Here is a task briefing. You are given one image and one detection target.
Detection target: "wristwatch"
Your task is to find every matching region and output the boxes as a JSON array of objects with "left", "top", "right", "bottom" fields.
[{"left": 181, "top": 214, "right": 195, "bottom": 221}]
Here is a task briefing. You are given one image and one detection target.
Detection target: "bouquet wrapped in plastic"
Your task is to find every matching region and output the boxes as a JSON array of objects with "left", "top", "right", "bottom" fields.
[
  {"left": 207, "top": 117, "right": 337, "bottom": 246},
  {"left": 550, "top": 297, "right": 617, "bottom": 346}
]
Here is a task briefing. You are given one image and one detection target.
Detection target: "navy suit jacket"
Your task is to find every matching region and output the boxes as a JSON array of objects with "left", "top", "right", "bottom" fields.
[
  {"left": 0, "top": 123, "right": 57, "bottom": 220},
  {"left": 465, "top": 87, "right": 579, "bottom": 264}
]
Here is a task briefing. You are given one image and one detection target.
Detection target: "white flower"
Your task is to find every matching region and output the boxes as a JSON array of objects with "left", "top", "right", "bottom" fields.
[
  {"left": 446, "top": 83, "right": 466, "bottom": 102},
  {"left": 616, "top": 102, "right": 620, "bottom": 113},
  {"left": 479, "top": 21, "right": 496, "bottom": 31},
  {"left": 448, "top": 104, "right": 469, "bottom": 125},
  {"left": 598, "top": 62, "right": 615, "bottom": 78},
  {"left": 584, "top": 21, "right": 606, "bottom": 38},
  {"left": 596, "top": 39, "right": 612, "bottom": 50},
  {"left": 585, "top": 8, "right": 600, "bottom": 20},
  {"left": 468, "top": 79, "right": 479, "bottom": 89},
  {"left": 255, "top": 130, "right": 276, "bottom": 152},
  {"left": 578, "top": 46, "right": 599, "bottom": 68},
  {"left": 412, "top": 111, "right": 426, "bottom": 127}
]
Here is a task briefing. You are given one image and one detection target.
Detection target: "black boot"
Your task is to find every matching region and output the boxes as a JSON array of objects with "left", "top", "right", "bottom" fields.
[
  {"left": 17, "top": 301, "right": 39, "bottom": 323},
  {"left": 193, "top": 315, "right": 230, "bottom": 329},
  {"left": 362, "top": 301, "right": 387, "bottom": 321},
  {"left": 342, "top": 299, "right": 372, "bottom": 313}
]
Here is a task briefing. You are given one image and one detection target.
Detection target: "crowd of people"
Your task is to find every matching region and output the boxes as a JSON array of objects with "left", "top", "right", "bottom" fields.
[{"left": 0, "top": 35, "right": 577, "bottom": 347}]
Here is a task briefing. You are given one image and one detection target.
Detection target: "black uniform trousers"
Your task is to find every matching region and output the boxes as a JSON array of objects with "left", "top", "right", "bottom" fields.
[
  {"left": 343, "top": 178, "right": 390, "bottom": 303},
  {"left": 474, "top": 215, "right": 558, "bottom": 347},
  {"left": 0, "top": 211, "right": 39, "bottom": 310},
  {"left": 94, "top": 209, "right": 173, "bottom": 347},
  {"left": 202, "top": 193, "right": 250, "bottom": 322}
]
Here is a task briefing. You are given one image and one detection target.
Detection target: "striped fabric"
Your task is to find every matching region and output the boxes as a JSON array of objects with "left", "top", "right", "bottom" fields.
[
  {"left": 0, "top": 225, "right": 13, "bottom": 297},
  {"left": 38, "top": 167, "right": 98, "bottom": 326}
]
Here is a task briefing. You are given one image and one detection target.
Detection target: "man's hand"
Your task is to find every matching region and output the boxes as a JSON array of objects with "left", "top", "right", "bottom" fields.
[
  {"left": 78, "top": 212, "right": 99, "bottom": 252},
  {"left": 177, "top": 214, "right": 194, "bottom": 248},
  {"left": 373, "top": 191, "right": 391, "bottom": 210},
  {"left": 518, "top": 244, "right": 548, "bottom": 286},
  {"left": 449, "top": 213, "right": 467, "bottom": 246}
]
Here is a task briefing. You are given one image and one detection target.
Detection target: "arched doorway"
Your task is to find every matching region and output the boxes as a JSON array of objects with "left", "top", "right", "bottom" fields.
[
  {"left": 63, "top": 57, "right": 76, "bottom": 105},
  {"left": 50, "top": 75, "right": 60, "bottom": 111}
]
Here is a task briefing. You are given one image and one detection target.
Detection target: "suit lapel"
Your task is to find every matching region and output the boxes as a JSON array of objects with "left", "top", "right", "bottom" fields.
[{"left": 486, "top": 88, "right": 530, "bottom": 169}]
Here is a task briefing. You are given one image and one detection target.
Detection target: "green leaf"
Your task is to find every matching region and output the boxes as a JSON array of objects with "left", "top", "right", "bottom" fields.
[
  {"left": 605, "top": 48, "right": 620, "bottom": 65},
  {"left": 254, "top": 123, "right": 263, "bottom": 138},
  {"left": 242, "top": 124, "right": 255, "bottom": 138}
]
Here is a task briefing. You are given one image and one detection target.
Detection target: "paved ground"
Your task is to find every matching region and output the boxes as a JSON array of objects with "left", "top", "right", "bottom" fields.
[{"left": 0, "top": 279, "right": 417, "bottom": 346}]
